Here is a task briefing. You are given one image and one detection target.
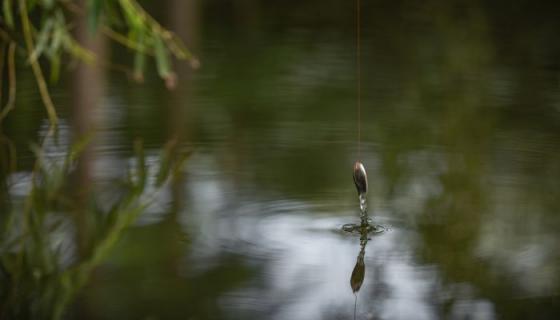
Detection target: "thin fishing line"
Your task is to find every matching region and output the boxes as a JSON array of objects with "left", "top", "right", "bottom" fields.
[
  {"left": 354, "top": 292, "right": 358, "bottom": 320},
  {"left": 357, "top": 0, "right": 361, "bottom": 159}
]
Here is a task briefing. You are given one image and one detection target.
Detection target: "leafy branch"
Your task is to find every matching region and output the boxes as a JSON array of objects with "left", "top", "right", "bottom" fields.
[{"left": 0, "top": 0, "right": 198, "bottom": 126}]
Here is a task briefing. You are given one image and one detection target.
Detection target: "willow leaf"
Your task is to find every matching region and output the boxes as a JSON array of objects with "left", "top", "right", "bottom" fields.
[
  {"left": 3, "top": 0, "right": 14, "bottom": 28},
  {"left": 154, "top": 37, "right": 171, "bottom": 78},
  {"left": 29, "top": 19, "right": 54, "bottom": 63}
]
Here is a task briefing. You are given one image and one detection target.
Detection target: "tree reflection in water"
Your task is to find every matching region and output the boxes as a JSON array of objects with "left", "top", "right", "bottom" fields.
[{"left": 0, "top": 131, "right": 187, "bottom": 319}]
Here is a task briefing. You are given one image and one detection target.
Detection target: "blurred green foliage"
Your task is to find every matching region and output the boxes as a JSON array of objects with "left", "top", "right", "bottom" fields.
[
  {"left": 0, "top": 0, "right": 198, "bottom": 125},
  {"left": 0, "top": 136, "right": 188, "bottom": 319}
]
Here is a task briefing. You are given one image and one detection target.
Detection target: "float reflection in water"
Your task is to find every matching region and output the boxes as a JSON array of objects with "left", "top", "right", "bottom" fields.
[
  {"left": 350, "top": 227, "right": 368, "bottom": 294},
  {"left": 350, "top": 223, "right": 369, "bottom": 319}
]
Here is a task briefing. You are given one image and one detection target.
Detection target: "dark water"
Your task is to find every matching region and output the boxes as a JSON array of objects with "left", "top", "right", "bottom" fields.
[{"left": 2, "top": 1, "right": 560, "bottom": 319}]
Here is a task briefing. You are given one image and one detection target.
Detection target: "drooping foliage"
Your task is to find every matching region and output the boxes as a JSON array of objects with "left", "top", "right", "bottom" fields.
[{"left": 0, "top": 0, "right": 198, "bottom": 125}]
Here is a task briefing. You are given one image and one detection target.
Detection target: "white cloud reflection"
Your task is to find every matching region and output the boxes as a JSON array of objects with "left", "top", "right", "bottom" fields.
[{"left": 173, "top": 152, "right": 499, "bottom": 320}]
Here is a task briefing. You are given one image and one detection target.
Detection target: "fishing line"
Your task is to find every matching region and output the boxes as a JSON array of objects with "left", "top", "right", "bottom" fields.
[
  {"left": 356, "top": 0, "right": 361, "bottom": 159},
  {"left": 354, "top": 292, "right": 358, "bottom": 320}
]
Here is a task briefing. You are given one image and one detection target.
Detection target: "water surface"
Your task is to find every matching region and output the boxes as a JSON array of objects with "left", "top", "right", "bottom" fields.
[{"left": 2, "top": 1, "right": 560, "bottom": 319}]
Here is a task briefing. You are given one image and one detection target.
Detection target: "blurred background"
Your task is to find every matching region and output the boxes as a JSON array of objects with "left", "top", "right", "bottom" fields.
[{"left": 1, "top": 0, "right": 560, "bottom": 319}]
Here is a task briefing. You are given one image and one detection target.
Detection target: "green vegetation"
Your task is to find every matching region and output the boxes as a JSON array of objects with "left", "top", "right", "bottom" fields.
[
  {"left": 0, "top": 0, "right": 197, "bottom": 125},
  {"left": 0, "top": 135, "right": 189, "bottom": 319}
]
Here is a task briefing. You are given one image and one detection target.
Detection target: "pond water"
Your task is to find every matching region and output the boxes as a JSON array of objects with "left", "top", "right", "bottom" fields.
[{"left": 2, "top": 1, "right": 560, "bottom": 319}]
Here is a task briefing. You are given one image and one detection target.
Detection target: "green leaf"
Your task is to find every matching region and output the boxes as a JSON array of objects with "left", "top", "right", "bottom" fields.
[
  {"left": 119, "top": 0, "right": 142, "bottom": 29},
  {"left": 154, "top": 37, "right": 171, "bottom": 78},
  {"left": 41, "top": 0, "right": 54, "bottom": 9},
  {"left": 66, "top": 133, "right": 95, "bottom": 167},
  {"left": 133, "top": 30, "right": 146, "bottom": 81},
  {"left": 63, "top": 35, "right": 95, "bottom": 64},
  {"left": 49, "top": 55, "right": 60, "bottom": 82},
  {"left": 29, "top": 19, "right": 54, "bottom": 63},
  {"left": 48, "top": 24, "right": 63, "bottom": 57},
  {"left": 3, "top": 0, "right": 14, "bottom": 28},
  {"left": 86, "top": 0, "right": 103, "bottom": 33}
]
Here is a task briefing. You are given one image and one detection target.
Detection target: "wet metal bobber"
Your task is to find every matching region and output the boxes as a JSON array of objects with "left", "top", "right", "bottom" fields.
[
  {"left": 353, "top": 161, "right": 368, "bottom": 196},
  {"left": 353, "top": 161, "right": 368, "bottom": 217}
]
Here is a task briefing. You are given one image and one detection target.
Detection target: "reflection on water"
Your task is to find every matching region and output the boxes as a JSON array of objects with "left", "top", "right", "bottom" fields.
[
  {"left": 351, "top": 234, "right": 367, "bottom": 294},
  {"left": 3, "top": 0, "right": 560, "bottom": 319},
  {"left": 350, "top": 225, "right": 368, "bottom": 319},
  {"left": 0, "top": 130, "right": 186, "bottom": 319}
]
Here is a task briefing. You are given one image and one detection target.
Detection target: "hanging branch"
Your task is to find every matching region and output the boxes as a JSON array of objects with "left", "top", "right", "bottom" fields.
[
  {"left": 0, "top": 42, "right": 16, "bottom": 122},
  {"left": 0, "top": 0, "right": 199, "bottom": 126},
  {"left": 19, "top": 0, "right": 59, "bottom": 125}
]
